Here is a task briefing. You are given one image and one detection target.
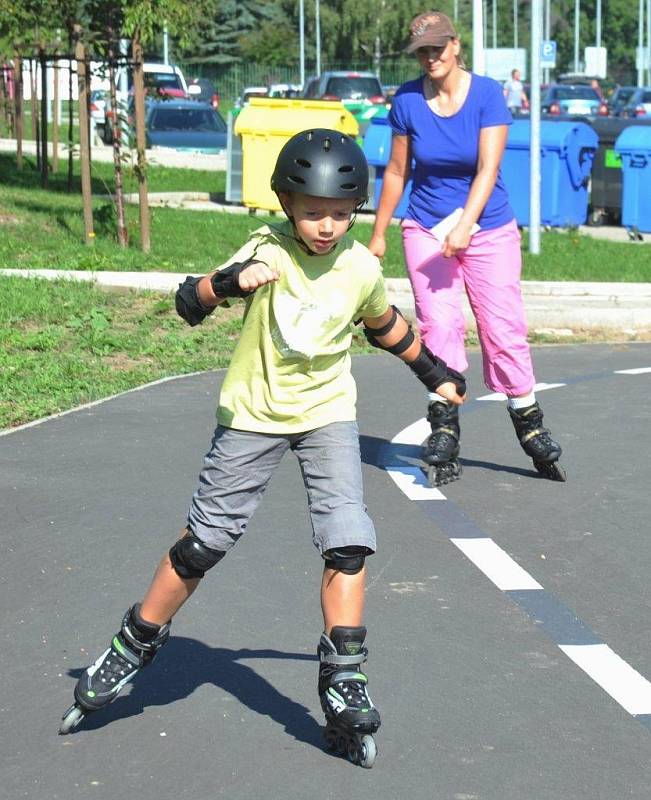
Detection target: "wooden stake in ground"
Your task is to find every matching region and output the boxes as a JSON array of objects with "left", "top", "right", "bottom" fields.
[
  {"left": 39, "top": 47, "right": 48, "bottom": 188},
  {"left": 74, "top": 26, "right": 94, "bottom": 246},
  {"left": 132, "top": 37, "right": 150, "bottom": 253},
  {"left": 107, "top": 24, "right": 128, "bottom": 247},
  {"left": 14, "top": 56, "right": 23, "bottom": 171},
  {"left": 67, "top": 32, "right": 74, "bottom": 192},
  {"left": 52, "top": 51, "right": 59, "bottom": 174}
]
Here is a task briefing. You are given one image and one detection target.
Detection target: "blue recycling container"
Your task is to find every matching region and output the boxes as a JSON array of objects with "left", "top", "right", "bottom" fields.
[
  {"left": 501, "top": 120, "right": 599, "bottom": 226},
  {"left": 614, "top": 126, "right": 651, "bottom": 233},
  {"left": 362, "top": 111, "right": 412, "bottom": 217}
]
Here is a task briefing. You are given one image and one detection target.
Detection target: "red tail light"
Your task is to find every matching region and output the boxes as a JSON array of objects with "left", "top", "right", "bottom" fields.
[
  {"left": 635, "top": 105, "right": 647, "bottom": 116},
  {"left": 369, "top": 95, "right": 386, "bottom": 104},
  {"left": 321, "top": 94, "right": 340, "bottom": 101},
  {"left": 550, "top": 102, "right": 560, "bottom": 115},
  {"left": 598, "top": 103, "right": 608, "bottom": 116},
  {"left": 211, "top": 93, "right": 220, "bottom": 109}
]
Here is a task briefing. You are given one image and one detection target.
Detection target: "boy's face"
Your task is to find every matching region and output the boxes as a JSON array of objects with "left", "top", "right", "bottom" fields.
[{"left": 280, "top": 192, "right": 358, "bottom": 255}]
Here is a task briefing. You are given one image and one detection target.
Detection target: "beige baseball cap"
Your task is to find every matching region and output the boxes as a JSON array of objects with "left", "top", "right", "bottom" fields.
[{"left": 405, "top": 11, "right": 458, "bottom": 54}]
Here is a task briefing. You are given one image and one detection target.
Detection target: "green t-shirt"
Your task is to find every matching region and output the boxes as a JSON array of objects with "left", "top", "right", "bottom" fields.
[{"left": 216, "top": 222, "right": 388, "bottom": 433}]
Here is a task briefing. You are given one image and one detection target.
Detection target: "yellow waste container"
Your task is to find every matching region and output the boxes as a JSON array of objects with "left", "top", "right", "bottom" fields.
[{"left": 234, "top": 98, "right": 359, "bottom": 212}]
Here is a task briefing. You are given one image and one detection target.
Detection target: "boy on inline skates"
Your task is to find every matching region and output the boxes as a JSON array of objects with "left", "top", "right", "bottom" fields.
[{"left": 60, "top": 129, "right": 465, "bottom": 767}]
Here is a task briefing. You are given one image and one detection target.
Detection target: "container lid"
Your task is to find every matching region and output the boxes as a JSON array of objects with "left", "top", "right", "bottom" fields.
[
  {"left": 614, "top": 125, "right": 651, "bottom": 155},
  {"left": 234, "top": 97, "right": 358, "bottom": 137},
  {"left": 507, "top": 120, "right": 599, "bottom": 151}
]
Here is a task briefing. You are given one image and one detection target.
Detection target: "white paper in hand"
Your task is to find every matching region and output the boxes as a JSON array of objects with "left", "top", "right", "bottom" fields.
[{"left": 430, "top": 208, "right": 480, "bottom": 243}]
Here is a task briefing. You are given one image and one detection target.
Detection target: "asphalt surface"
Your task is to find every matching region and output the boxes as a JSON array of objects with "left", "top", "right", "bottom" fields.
[{"left": 2, "top": 343, "right": 651, "bottom": 799}]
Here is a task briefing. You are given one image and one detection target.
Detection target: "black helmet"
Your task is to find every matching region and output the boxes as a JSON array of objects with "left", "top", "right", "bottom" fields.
[{"left": 271, "top": 128, "right": 369, "bottom": 201}]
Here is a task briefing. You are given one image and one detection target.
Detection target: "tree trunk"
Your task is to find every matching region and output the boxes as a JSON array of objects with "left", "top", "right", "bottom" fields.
[
  {"left": 29, "top": 58, "right": 40, "bottom": 171},
  {"left": 14, "top": 57, "right": 23, "bottom": 170},
  {"left": 39, "top": 48, "right": 48, "bottom": 188},
  {"left": 52, "top": 52, "right": 59, "bottom": 173},
  {"left": 107, "top": 30, "right": 128, "bottom": 247},
  {"left": 74, "top": 27, "right": 94, "bottom": 245},
  {"left": 132, "top": 37, "right": 150, "bottom": 253}
]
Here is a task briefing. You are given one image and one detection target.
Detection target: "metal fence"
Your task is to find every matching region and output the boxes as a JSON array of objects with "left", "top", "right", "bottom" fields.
[{"left": 177, "top": 59, "right": 418, "bottom": 101}]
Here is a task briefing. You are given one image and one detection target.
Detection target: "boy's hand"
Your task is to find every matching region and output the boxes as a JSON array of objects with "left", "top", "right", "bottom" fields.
[
  {"left": 237, "top": 261, "right": 280, "bottom": 292},
  {"left": 435, "top": 380, "right": 465, "bottom": 406}
]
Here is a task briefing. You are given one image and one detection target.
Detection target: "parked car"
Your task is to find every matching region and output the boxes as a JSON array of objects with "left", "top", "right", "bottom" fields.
[
  {"left": 104, "top": 63, "right": 189, "bottom": 142},
  {"left": 143, "top": 99, "right": 227, "bottom": 153},
  {"left": 234, "top": 86, "right": 269, "bottom": 108},
  {"left": 607, "top": 85, "right": 636, "bottom": 116},
  {"left": 619, "top": 87, "right": 651, "bottom": 118},
  {"left": 303, "top": 71, "right": 385, "bottom": 106},
  {"left": 268, "top": 83, "right": 302, "bottom": 99},
  {"left": 187, "top": 77, "right": 220, "bottom": 110},
  {"left": 541, "top": 84, "right": 608, "bottom": 116},
  {"left": 89, "top": 89, "right": 108, "bottom": 139}
]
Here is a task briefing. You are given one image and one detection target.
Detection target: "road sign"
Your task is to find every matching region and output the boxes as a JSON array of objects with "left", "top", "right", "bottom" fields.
[{"left": 541, "top": 40, "right": 557, "bottom": 68}]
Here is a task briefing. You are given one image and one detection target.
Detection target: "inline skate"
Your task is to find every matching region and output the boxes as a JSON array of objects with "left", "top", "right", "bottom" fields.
[
  {"left": 508, "top": 401, "right": 566, "bottom": 481},
  {"left": 59, "top": 604, "right": 170, "bottom": 734},
  {"left": 423, "top": 399, "right": 462, "bottom": 486},
  {"left": 318, "top": 626, "right": 381, "bottom": 768}
]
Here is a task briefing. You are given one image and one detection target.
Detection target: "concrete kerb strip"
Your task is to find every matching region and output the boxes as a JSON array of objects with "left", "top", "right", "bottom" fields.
[{"left": 2, "top": 269, "right": 651, "bottom": 333}]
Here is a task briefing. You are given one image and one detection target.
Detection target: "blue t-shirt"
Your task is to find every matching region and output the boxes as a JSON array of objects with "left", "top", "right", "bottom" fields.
[{"left": 388, "top": 72, "right": 514, "bottom": 230}]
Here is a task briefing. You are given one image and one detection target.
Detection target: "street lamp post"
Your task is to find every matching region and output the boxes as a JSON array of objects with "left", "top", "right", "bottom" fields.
[
  {"left": 299, "top": 0, "right": 305, "bottom": 88},
  {"left": 530, "top": 0, "right": 542, "bottom": 255}
]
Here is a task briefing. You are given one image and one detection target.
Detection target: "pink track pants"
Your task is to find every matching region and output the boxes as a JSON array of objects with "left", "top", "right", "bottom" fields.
[{"left": 401, "top": 217, "right": 535, "bottom": 396}]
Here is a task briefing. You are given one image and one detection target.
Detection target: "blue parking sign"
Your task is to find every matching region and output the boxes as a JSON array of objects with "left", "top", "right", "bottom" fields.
[{"left": 541, "top": 40, "right": 557, "bottom": 67}]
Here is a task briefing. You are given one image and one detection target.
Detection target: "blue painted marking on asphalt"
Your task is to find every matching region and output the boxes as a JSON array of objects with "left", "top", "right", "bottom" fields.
[
  {"left": 418, "top": 499, "right": 488, "bottom": 538},
  {"left": 506, "top": 590, "right": 603, "bottom": 646}
]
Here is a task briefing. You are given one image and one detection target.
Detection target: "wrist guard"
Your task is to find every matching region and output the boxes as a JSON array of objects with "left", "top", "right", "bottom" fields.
[
  {"left": 408, "top": 343, "right": 467, "bottom": 396},
  {"left": 210, "top": 261, "right": 257, "bottom": 299},
  {"left": 175, "top": 275, "right": 215, "bottom": 327}
]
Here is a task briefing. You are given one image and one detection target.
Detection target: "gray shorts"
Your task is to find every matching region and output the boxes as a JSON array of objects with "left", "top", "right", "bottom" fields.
[{"left": 187, "top": 421, "right": 376, "bottom": 558}]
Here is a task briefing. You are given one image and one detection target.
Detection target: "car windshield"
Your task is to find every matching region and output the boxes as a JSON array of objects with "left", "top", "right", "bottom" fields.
[
  {"left": 612, "top": 88, "right": 635, "bottom": 106},
  {"left": 149, "top": 107, "right": 225, "bottom": 132},
  {"left": 324, "top": 77, "right": 382, "bottom": 98},
  {"left": 554, "top": 87, "right": 599, "bottom": 101},
  {"left": 641, "top": 91, "right": 651, "bottom": 103},
  {"left": 145, "top": 73, "right": 183, "bottom": 91}
]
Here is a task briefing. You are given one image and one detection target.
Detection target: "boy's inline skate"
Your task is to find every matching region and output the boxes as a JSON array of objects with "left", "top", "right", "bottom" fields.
[
  {"left": 59, "top": 604, "right": 170, "bottom": 734},
  {"left": 423, "top": 399, "right": 462, "bottom": 487},
  {"left": 318, "top": 626, "right": 381, "bottom": 768},
  {"left": 508, "top": 401, "right": 566, "bottom": 481}
]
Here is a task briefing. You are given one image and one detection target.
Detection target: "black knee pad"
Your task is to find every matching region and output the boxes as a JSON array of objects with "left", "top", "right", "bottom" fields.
[
  {"left": 169, "top": 530, "right": 226, "bottom": 579},
  {"left": 323, "top": 545, "right": 372, "bottom": 575}
]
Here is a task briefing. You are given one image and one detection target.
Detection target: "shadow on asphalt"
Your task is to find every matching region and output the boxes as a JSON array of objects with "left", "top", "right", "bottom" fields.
[
  {"left": 64, "top": 637, "right": 323, "bottom": 748},
  {"left": 360, "top": 433, "right": 542, "bottom": 479}
]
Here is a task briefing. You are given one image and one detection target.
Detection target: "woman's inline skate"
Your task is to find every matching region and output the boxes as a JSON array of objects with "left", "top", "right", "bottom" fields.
[
  {"left": 508, "top": 401, "right": 566, "bottom": 481},
  {"left": 318, "top": 626, "right": 381, "bottom": 768},
  {"left": 59, "top": 604, "right": 170, "bottom": 734},
  {"left": 423, "top": 399, "right": 462, "bottom": 487}
]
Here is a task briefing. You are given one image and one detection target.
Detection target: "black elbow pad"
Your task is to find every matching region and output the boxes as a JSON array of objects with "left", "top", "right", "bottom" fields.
[
  {"left": 408, "top": 343, "right": 466, "bottom": 396},
  {"left": 175, "top": 275, "right": 214, "bottom": 327}
]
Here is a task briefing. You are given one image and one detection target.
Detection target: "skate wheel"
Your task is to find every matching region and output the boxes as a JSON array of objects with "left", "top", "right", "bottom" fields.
[
  {"left": 59, "top": 704, "right": 85, "bottom": 735},
  {"left": 358, "top": 734, "right": 377, "bottom": 769},
  {"left": 535, "top": 460, "right": 566, "bottom": 482},
  {"left": 347, "top": 739, "right": 359, "bottom": 763},
  {"left": 426, "top": 461, "right": 462, "bottom": 488}
]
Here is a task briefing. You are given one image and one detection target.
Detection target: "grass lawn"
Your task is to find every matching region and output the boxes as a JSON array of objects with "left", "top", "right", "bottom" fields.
[{"left": 1, "top": 153, "right": 651, "bottom": 280}]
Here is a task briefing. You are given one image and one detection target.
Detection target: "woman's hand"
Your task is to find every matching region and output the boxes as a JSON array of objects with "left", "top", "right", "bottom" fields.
[
  {"left": 442, "top": 222, "right": 473, "bottom": 258},
  {"left": 368, "top": 232, "right": 387, "bottom": 259}
]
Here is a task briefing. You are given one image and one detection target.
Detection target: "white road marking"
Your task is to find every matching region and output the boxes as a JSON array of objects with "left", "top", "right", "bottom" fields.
[
  {"left": 450, "top": 537, "right": 544, "bottom": 591},
  {"left": 614, "top": 367, "right": 651, "bottom": 375},
  {"left": 390, "top": 417, "right": 430, "bottom": 446},
  {"left": 476, "top": 382, "right": 566, "bottom": 402},
  {"left": 559, "top": 644, "right": 651, "bottom": 715},
  {"left": 385, "top": 466, "right": 446, "bottom": 500}
]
